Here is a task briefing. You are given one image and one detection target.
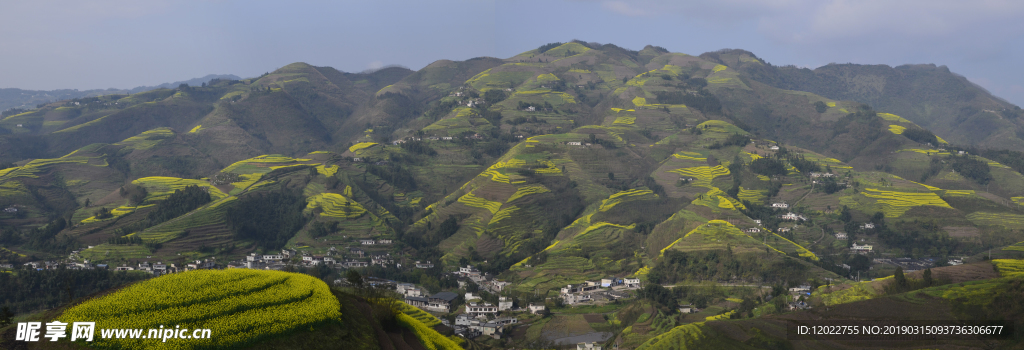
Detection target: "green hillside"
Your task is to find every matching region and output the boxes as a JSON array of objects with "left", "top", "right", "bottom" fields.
[{"left": 3, "top": 40, "right": 1024, "bottom": 349}]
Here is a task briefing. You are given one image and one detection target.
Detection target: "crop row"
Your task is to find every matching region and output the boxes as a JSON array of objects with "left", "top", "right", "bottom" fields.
[
  {"left": 672, "top": 151, "right": 706, "bottom": 161},
  {"left": 316, "top": 164, "right": 338, "bottom": 177},
  {"left": 307, "top": 193, "right": 367, "bottom": 219},
  {"left": 669, "top": 165, "right": 730, "bottom": 187},
  {"left": 60, "top": 270, "right": 340, "bottom": 349},
  {"left": 993, "top": 259, "right": 1024, "bottom": 277},
  {"left": 861, "top": 188, "right": 952, "bottom": 217},
  {"left": 490, "top": 206, "right": 519, "bottom": 224},
  {"left": 221, "top": 154, "right": 313, "bottom": 173},
  {"left": 966, "top": 212, "right": 1024, "bottom": 229},
  {"left": 133, "top": 177, "right": 228, "bottom": 202},
  {"left": 116, "top": 128, "right": 175, "bottom": 150},
  {"left": 737, "top": 187, "right": 765, "bottom": 202},
  {"left": 877, "top": 112, "right": 912, "bottom": 123},
  {"left": 508, "top": 184, "right": 550, "bottom": 202},
  {"left": 457, "top": 192, "right": 502, "bottom": 214},
  {"left": 899, "top": 148, "right": 950, "bottom": 156},
  {"left": 888, "top": 125, "right": 906, "bottom": 134},
  {"left": 577, "top": 222, "right": 635, "bottom": 237},
  {"left": 599, "top": 188, "right": 655, "bottom": 212},
  {"left": 396, "top": 312, "right": 464, "bottom": 350},
  {"left": 613, "top": 116, "right": 636, "bottom": 125}
]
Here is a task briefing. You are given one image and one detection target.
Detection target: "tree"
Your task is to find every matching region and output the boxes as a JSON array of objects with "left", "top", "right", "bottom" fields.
[
  {"left": 608, "top": 172, "right": 615, "bottom": 180},
  {"left": 814, "top": 101, "right": 827, "bottom": 113},
  {"left": 0, "top": 306, "right": 12, "bottom": 327},
  {"left": 893, "top": 266, "right": 908, "bottom": 290},
  {"left": 923, "top": 268, "right": 933, "bottom": 287},
  {"left": 839, "top": 206, "right": 852, "bottom": 223},
  {"left": 346, "top": 269, "right": 363, "bottom": 287}
]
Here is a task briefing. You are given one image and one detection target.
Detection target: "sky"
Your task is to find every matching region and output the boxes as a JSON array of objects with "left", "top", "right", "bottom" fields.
[{"left": 1, "top": 0, "right": 1022, "bottom": 106}]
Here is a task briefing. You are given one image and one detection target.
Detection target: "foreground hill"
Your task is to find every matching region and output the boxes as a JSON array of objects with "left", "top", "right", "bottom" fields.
[{"left": 0, "top": 269, "right": 461, "bottom": 350}]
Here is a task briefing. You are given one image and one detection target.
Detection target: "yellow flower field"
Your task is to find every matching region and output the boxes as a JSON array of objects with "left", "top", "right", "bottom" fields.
[
  {"left": 508, "top": 184, "right": 550, "bottom": 202},
  {"left": 599, "top": 188, "right": 655, "bottom": 212},
  {"left": 613, "top": 116, "right": 636, "bottom": 125},
  {"left": 133, "top": 177, "right": 228, "bottom": 202},
  {"left": 348, "top": 142, "right": 378, "bottom": 153},
  {"left": 992, "top": 259, "right": 1024, "bottom": 277},
  {"left": 669, "top": 165, "right": 730, "bottom": 187},
  {"left": 860, "top": 188, "right": 953, "bottom": 217},
  {"left": 457, "top": 192, "right": 502, "bottom": 214},
  {"left": 59, "top": 270, "right": 341, "bottom": 350},
  {"left": 307, "top": 193, "right": 367, "bottom": 219}
]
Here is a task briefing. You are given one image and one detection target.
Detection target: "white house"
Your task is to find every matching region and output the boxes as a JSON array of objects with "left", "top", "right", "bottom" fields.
[
  {"left": 360, "top": 239, "right": 375, "bottom": 245},
  {"left": 525, "top": 106, "right": 536, "bottom": 112},
  {"left": 770, "top": 145, "right": 780, "bottom": 150},
  {"left": 578, "top": 342, "right": 602, "bottom": 350},
  {"left": 493, "top": 317, "right": 518, "bottom": 326},
  {"left": 771, "top": 202, "right": 789, "bottom": 209},
  {"left": 781, "top": 212, "right": 806, "bottom": 221},
  {"left": 744, "top": 227, "right": 759, "bottom": 233},
  {"left": 442, "top": 136, "right": 453, "bottom": 140},
  {"left": 851, "top": 243, "right": 873, "bottom": 252},
  {"left": 528, "top": 303, "right": 547, "bottom": 314},
  {"left": 563, "top": 293, "right": 592, "bottom": 304},
  {"left": 566, "top": 141, "right": 582, "bottom": 146},
  {"left": 376, "top": 239, "right": 392, "bottom": 244},
  {"left": 600, "top": 278, "right": 614, "bottom": 287},
  {"left": 498, "top": 296, "right": 513, "bottom": 311},
  {"left": 624, "top": 278, "right": 641, "bottom": 289},
  {"left": 678, "top": 305, "right": 694, "bottom": 314},
  {"left": 415, "top": 261, "right": 434, "bottom": 269},
  {"left": 835, "top": 232, "right": 848, "bottom": 240},
  {"left": 466, "top": 302, "right": 498, "bottom": 316},
  {"left": 788, "top": 285, "right": 811, "bottom": 293},
  {"left": 861, "top": 223, "right": 875, "bottom": 229}
]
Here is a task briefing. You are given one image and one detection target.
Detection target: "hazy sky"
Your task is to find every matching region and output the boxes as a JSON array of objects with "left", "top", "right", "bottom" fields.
[{"left": 1, "top": 0, "right": 1022, "bottom": 106}]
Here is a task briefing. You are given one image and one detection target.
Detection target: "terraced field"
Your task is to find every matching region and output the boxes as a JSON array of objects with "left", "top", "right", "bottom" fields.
[
  {"left": 133, "top": 177, "right": 229, "bottom": 203},
  {"left": 966, "top": 212, "right": 1024, "bottom": 229},
  {"left": 221, "top": 154, "right": 314, "bottom": 174},
  {"left": 59, "top": 269, "right": 340, "bottom": 349},
  {"left": 858, "top": 188, "right": 953, "bottom": 217},
  {"left": 992, "top": 259, "right": 1024, "bottom": 277},
  {"left": 457, "top": 192, "right": 502, "bottom": 214},
  {"left": 116, "top": 128, "right": 175, "bottom": 150},
  {"left": 508, "top": 184, "right": 549, "bottom": 202},
  {"left": 599, "top": 188, "right": 656, "bottom": 212},
  {"left": 669, "top": 165, "right": 730, "bottom": 187},
  {"left": 307, "top": 193, "right": 367, "bottom": 219}
]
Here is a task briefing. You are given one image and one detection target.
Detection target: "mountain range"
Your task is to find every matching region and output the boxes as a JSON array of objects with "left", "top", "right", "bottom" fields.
[{"left": 1, "top": 41, "right": 1023, "bottom": 349}]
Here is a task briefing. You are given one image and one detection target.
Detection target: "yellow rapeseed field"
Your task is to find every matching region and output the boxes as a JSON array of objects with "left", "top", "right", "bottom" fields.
[{"left": 59, "top": 269, "right": 340, "bottom": 349}]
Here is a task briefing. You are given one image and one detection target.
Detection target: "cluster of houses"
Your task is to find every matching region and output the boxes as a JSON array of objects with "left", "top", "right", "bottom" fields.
[
  {"left": 780, "top": 212, "right": 808, "bottom": 221},
  {"left": 404, "top": 290, "right": 459, "bottom": 313},
  {"left": 559, "top": 278, "right": 640, "bottom": 305},
  {"left": 452, "top": 313, "right": 518, "bottom": 339},
  {"left": 453, "top": 265, "right": 510, "bottom": 294}
]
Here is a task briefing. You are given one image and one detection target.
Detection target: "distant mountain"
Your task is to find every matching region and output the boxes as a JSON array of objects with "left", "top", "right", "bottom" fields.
[
  {"left": 728, "top": 52, "right": 1024, "bottom": 150},
  {"left": 0, "top": 74, "right": 240, "bottom": 112}
]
